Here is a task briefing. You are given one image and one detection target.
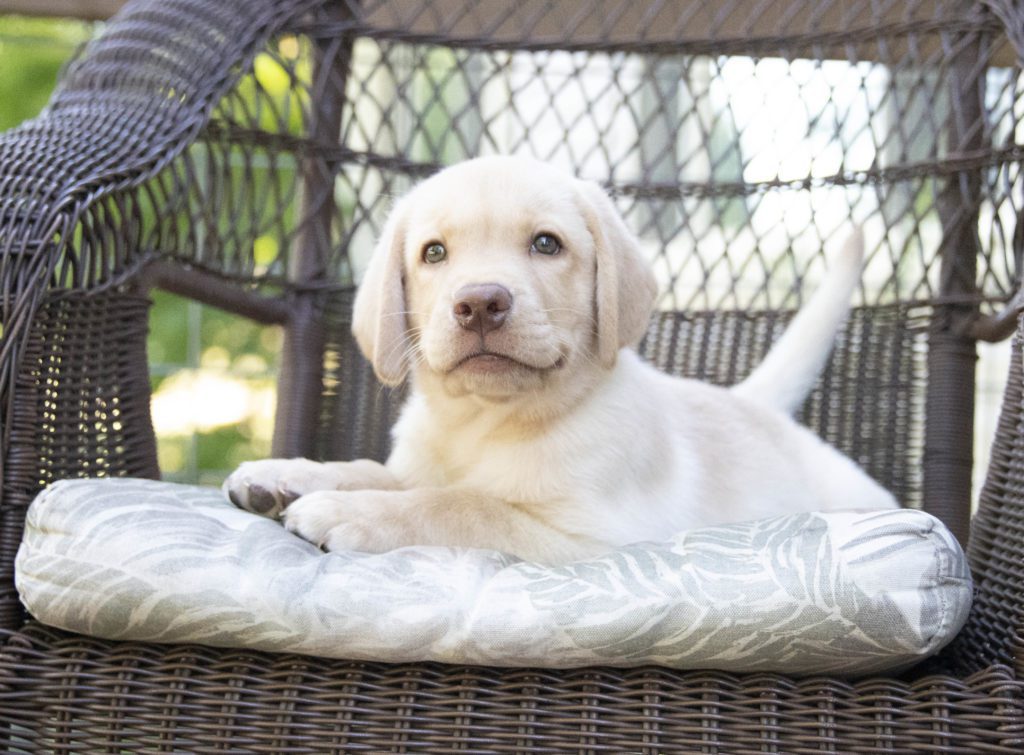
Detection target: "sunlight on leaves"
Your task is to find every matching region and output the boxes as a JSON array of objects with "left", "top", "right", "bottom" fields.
[
  {"left": 151, "top": 369, "right": 275, "bottom": 438},
  {"left": 253, "top": 234, "right": 279, "bottom": 273},
  {"left": 254, "top": 53, "right": 292, "bottom": 98}
]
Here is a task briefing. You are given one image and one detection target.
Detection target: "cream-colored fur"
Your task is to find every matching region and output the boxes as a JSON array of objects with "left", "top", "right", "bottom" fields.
[{"left": 225, "top": 156, "right": 896, "bottom": 564}]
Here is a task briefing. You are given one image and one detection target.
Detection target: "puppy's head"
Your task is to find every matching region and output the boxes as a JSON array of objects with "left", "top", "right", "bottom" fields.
[{"left": 353, "top": 156, "right": 656, "bottom": 401}]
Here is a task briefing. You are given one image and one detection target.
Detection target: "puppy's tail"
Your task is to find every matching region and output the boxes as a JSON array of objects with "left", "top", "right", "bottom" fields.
[{"left": 733, "top": 230, "right": 864, "bottom": 415}]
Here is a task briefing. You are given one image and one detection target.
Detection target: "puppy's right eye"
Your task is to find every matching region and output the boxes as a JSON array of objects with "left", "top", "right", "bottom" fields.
[
  {"left": 423, "top": 243, "right": 447, "bottom": 264},
  {"left": 531, "top": 233, "right": 562, "bottom": 256}
]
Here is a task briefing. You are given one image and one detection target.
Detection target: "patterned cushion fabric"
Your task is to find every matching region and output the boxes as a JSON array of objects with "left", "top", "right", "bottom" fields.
[{"left": 15, "top": 478, "right": 971, "bottom": 675}]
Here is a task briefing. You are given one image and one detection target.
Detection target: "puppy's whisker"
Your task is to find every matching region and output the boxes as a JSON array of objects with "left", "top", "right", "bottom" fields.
[
  {"left": 383, "top": 310, "right": 426, "bottom": 318},
  {"left": 539, "top": 307, "right": 598, "bottom": 328},
  {"left": 539, "top": 307, "right": 590, "bottom": 315},
  {"left": 553, "top": 335, "right": 601, "bottom": 371},
  {"left": 378, "top": 327, "right": 424, "bottom": 368},
  {"left": 398, "top": 341, "right": 425, "bottom": 364}
]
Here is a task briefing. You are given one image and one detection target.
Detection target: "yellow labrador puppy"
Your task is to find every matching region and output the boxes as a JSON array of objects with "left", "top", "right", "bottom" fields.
[{"left": 225, "top": 156, "right": 896, "bottom": 563}]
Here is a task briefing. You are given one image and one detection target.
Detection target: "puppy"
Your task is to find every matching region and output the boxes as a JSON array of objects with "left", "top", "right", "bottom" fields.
[{"left": 225, "top": 155, "right": 897, "bottom": 563}]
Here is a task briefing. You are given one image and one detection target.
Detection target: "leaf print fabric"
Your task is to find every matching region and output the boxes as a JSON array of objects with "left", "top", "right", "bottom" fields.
[{"left": 15, "top": 478, "right": 971, "bottom": 675}]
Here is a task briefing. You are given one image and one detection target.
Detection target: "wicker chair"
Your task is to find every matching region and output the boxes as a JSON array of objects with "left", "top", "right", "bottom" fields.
[{"left": 1, "top": 0, "right": 1023, "bottom": 750}]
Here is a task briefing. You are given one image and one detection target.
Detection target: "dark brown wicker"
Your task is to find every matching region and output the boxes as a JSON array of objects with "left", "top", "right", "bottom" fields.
[{"left": 1, "top": 0, "right": 1023, "bottom": 751}]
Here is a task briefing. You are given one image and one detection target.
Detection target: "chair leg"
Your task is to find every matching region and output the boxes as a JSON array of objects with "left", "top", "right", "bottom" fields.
[
  {"left": 271, "top": 12, "right": 355, "bottom": 460},
  {"left": 923, "top": 31, "right": 985, "bottom": 546},
  {"left": 272, "top": 298, "right": 326, "bottom": 458}
]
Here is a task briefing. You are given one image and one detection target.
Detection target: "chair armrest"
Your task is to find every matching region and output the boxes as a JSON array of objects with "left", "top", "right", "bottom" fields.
[
  {"left": 956, "top": 316, "right": 1024, "bottom": 675},
  {"left": 1, "top": 0, "right": 314, "bottom": 399},
  {"left": 0, "top": 0, "right": 316, "bottom": 628},
  {"left": 0, "top": 0, "right": 311, "bottom": 290}
]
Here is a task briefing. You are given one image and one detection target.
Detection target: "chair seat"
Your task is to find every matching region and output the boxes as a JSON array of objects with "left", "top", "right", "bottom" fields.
[{"left": 0, "top": 621, "right": 1020, "bottom": 753}]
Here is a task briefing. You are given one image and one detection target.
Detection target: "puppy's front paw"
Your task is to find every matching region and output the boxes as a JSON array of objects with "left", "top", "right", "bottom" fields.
[
  {"left": 225, "top": 458, "right": 399, "bottom": 517},
  {"left": 282, "top": 491, "right": 399, "bottom": 553},
  {"left": 223, "top": 459, "right": 339, "bottom": 517}
]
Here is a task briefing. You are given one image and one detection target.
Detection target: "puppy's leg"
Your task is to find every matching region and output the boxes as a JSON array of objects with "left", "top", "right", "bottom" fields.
[
  {"left": 224, "top": 458, "right": 399, "bottom": 517},
  {"left": 282, "top": 488, "right": 603, "bottom": 563}
]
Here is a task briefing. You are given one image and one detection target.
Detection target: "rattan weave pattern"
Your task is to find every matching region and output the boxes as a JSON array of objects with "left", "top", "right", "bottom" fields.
[
  {"left": 1, "top": 0, "right": 1024, "bottom": 750},
  {"left": 1, "top": 291, "right": 158, "bottom": 630},
  {"left": 952, "top": 325, "right": 1024, "bottom": 676},
  {"left": 0, "top": 622, "right": 1020, "bottom": 754},
  {"left": 2, "top": 1, "right": 1017, "bottom": 306},
  {"left": 209, "top": 0, "right": 1022, "bottom": 309}
]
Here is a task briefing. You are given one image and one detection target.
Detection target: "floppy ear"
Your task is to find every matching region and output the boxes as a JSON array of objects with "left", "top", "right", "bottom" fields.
[
  {"left": 575, "top": 180, "right": 658, "bottom": 367},
  {"left": 352, "top": 199, "right": 411, "bottom": 386}
]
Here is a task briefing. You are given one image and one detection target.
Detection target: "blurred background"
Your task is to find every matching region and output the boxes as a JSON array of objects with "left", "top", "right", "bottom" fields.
[{"left": 0, "top": 2, "right": 1010, "bottom": 501}]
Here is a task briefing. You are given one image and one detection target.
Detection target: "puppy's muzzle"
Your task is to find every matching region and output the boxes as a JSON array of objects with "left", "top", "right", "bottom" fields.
[{"left": 453, "top": 283, "right": 512, "bottom": 336}]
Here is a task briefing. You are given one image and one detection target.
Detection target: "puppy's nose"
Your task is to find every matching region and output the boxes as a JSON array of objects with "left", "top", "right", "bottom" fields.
[{"left": 453, "top": 284, "right": 513, "bottom": 334}]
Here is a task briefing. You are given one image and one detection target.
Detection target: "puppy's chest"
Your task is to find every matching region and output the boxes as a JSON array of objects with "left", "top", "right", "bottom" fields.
[
  {"left": 430, "top": 428, "right": 578, "bottom": 503},
  {"left": 395, "top": 417, "right": 581, "bottom": 499}
]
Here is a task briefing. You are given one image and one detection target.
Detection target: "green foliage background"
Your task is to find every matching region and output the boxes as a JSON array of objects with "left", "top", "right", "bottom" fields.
[{"left": 0, "top": 17, "right": 89, "bottom": 130}]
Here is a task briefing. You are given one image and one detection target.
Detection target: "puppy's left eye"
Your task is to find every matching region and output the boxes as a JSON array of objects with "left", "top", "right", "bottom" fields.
[
  {"left": 531, "top": 233, "right": 561, "bottom": 256},
  {"left": 423, "top": 242, "right": 447, "bottom": 264}
]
